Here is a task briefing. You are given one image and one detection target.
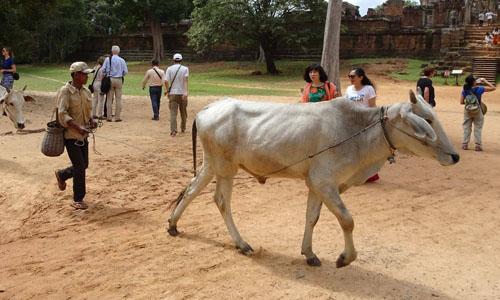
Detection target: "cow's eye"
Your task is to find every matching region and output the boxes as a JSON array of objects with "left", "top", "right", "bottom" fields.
[
  {"left": 9, "top": 103, "right": 14, "bottom": 106},
  {"left": 425, "top": 119, "right": 432, "bottom": 125}
]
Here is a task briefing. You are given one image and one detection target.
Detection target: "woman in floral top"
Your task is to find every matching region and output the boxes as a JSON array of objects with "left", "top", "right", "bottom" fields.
[{"left": 302, "top": 64, "right": 337, "bottom": 103}]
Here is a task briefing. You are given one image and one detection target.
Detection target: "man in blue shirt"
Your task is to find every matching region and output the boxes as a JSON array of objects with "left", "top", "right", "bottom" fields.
[{"left": 101, "top": 45, "right": 128, "bottom": 122}]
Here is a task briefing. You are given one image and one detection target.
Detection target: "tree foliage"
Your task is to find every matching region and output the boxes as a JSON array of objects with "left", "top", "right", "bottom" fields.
[
  {"left": 187, "top": 0, "right": 328, "bottom": 74},
  {"left": 0, "top": 0, "right": 88, "bottom": 63}
]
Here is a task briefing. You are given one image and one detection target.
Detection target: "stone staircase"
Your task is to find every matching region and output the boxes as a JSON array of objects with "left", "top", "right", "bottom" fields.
[
  {"left": 472, "top": 57, "right": 497, "bottom": 82},
  {"left": 439, "top": 25, "right": 500, "bottom": 76}
]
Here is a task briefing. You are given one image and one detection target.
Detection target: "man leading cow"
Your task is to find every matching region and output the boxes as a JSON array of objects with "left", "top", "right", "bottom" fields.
[{"left": 55, "top": 62, "right": 98, "bottom": 210}]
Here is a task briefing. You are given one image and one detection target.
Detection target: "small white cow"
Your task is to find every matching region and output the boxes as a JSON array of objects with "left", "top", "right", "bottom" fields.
[
  {"left": 0, "top": 85, "right": 36, "bottom": 129},
  {"left": 168, "top": 90, "right": 459, "bottom": 268}
]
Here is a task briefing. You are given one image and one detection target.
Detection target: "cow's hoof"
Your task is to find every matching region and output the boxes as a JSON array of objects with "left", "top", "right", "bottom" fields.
[
  {"left": 238, "top": 243, "right": 254, "bottom": 255},
  {"left": 167, "top": 226, "right": 179, "bottom": 236},
  {"left": 336, "top": 253, "right": 350, "bottom": 268},
  {"left": 306, "top": 255, "right": 322, "bottom": 267}
]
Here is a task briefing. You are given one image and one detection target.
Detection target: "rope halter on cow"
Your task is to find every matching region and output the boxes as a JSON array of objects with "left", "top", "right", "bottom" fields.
[{"left": 380, "top": 106, "right": 397, "bottom": 164}]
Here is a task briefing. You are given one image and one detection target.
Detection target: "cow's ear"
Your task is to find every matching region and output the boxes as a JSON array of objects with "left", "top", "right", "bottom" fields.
[
  {"left": 0, "top": 99, "right": 5, "bottom": 105},
  {"left": 400, "top": 103, "right": 437, "bottom": 141},
  {"left": 24, "top": 95, "right": 36, "bottom": 102}
]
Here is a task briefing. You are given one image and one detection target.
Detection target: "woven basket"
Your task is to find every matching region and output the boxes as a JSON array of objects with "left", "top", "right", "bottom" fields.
[{"left": 41, "top": 118, "right": 65, "bottom": 157}]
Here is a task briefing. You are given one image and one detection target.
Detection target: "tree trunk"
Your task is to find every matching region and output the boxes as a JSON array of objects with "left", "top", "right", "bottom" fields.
[
  {"left": 150, "top": 16, "right": 164, "bottom": 62},
  {"left": 321, "top": 0, "right": 342, "bottom": 96},
  {"left": 262, "top": 44, "right": 279, "bottom": 75}
]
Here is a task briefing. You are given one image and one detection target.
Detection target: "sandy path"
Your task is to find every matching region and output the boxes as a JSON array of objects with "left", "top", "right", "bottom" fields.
[{"left": 0, "top": 76, "right": 499, "bottom": 300}]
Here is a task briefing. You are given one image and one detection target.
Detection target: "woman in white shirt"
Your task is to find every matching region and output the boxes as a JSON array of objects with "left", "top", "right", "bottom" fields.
[
  {"left": 345, "top": 67, "right": 379, "bottom": 182},
  {"left": 345, "top": 67, "right": 376, "bottom": 108}
]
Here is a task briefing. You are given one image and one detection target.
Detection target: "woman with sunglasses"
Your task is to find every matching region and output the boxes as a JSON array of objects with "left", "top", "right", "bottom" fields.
[
  {"left": 0, "top": 47, "right": 16, "bottom": 89},
  {"left": 345, "top": 67, "right": 379, "bottom": 182},
  {"left": 301, "top": 64, "right": 337, "bottom": 103}
]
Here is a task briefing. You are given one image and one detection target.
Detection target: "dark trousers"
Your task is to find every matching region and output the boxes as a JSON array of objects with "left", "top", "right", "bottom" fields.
[
  {"left": 149, "top": 86, "right": 162, "bottom": 119},
  {"left": 59, "top": 138, "right": 89, "bottom": 202}
]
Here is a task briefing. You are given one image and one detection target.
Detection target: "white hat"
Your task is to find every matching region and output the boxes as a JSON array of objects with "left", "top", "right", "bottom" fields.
[
  {"left": 173, "top": 53, "right": 183, "bottom": 61},
  {"left": 69, "top": 62, "right": 94, "bottom": 74}
]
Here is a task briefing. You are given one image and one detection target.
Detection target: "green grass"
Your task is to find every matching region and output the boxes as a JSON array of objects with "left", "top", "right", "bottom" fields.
[
  {"left": 15, "top": 60, "right": 313, "bottom": 97},
  {"left": 388, "top": 58, "right": 468, "bottom": 86},
  {"left": 13, "top": 58, "right": 477, "bottom": 96}
]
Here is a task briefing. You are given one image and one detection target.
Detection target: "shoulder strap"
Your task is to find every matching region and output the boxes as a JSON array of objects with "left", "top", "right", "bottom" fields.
[
  {"left": 168, "top": 65, "right": 183, "bottom": 92},
  {"left": 90, "top": 67, "right": 101, "bottom": 86},
  {"left": 107, "top": 56, "right": 112, "bottom": 75},
  {"left": 152, "top": 67, "right": 162, "bottom": 80}
]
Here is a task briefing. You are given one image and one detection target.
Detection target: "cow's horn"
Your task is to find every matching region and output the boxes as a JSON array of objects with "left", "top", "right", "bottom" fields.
[
  {"left": 409, "top": 89, "right": 417, "bottom": 104},
  {"left": 22, "top": 85, "right": 27, "bottom": 91}
]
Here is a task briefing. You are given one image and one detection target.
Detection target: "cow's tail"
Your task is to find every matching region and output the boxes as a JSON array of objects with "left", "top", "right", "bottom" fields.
[{"left": 169, "top": 118, "right": 198, "bottom": 211}]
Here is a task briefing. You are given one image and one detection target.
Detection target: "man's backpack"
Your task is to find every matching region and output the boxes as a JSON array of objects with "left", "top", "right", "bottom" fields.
[{"left": 464, "top": 91, "right": 480, "bottom": 114}]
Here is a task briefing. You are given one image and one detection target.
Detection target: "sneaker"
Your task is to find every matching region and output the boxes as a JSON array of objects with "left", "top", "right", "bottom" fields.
[
  {"left": 70, "top": 201, "right": 88, "bottom": 210},
  {"left": 475, "top": 144, "right": 483, "bottom": 151},
  {"left": 152, "top": 117, "right": 159, "bottom": 121},
  {"left": 115, "top": 119, "right": 122, "bottom": 122},
  {"left": 55, "top": 170, "right": 66, "bottom": 191},
  {"left": 107, "top": 119, "right": 113, "bottom": 122},
  {"left": 461, "top": 143, "right": 468, "bottom": 150},
  {"left": 170, "top": 131, "right": 177, "bottom": 136}
]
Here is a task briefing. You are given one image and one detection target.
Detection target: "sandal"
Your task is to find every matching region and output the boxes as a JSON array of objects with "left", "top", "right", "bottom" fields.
[
  {"left": 475, "top": 144, "right": 483, "bottom": 151},
  {"left": 70, "top": 201, "right": 88, "bottom": 210},
  {"left": 461, "top": 143, "right": 468, "bottom": 150},
  {"left": 55, "top": 170, "right": 66, "bottom": 191}
]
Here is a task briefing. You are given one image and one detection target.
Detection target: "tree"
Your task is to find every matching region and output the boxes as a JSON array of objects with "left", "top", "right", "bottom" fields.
[
  {"left": 188, "top": 0, "right": 328, "bottom": 75},
  {"left": 0, "top": 0, "right": 88, "bottom": 63},
  {"left": 321, "top": 0, "right": 342, "bottom": 95},
  {"left": 114, "top": 0, "right": 188, "bottom": 61}
]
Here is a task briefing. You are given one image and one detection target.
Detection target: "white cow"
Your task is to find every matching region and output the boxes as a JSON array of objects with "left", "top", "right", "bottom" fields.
[
  {"left": 168, "top": 90, "right": 459, "bottom": 268},
  {"left": 0, "top": 85, "right": 36, "bottom": 129}
]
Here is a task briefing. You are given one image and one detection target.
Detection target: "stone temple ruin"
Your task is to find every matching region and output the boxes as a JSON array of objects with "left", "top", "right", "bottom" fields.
[
  {"left": 77, "top": 0, "right": 499, "bottom": 80},
  {"left": 342, "top": 0, "right": 500, "bottom": 81}
]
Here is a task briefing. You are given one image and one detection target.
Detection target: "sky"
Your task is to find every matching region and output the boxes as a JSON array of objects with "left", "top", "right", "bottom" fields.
[{"left": 345, "top": 0, "right": 387, "bottom": 17}]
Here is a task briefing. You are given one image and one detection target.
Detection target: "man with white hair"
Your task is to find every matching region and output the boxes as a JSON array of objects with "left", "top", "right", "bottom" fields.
[
  {"left": 164, "top": 53, "right": 189, "bottom": 136},
  {"left": 101, "top": 45, "right": 128, "bottom": 122}
]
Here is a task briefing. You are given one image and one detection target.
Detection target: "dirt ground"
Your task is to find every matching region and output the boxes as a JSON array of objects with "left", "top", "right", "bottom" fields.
[{"left": 1, "top": 71, "right": 499, "bottom": 300}]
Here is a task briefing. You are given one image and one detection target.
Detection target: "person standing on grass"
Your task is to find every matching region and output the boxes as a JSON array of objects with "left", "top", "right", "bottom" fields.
[
  {"left": 55, "top": 62, "right": 98, "bottom": 210},
  {"left": 345, "top": 67, "right": 379, "bottom": 182},
  {"left": 301, "top": 64, "right": 337, "bottom": 103},
  {"left": 101, "top": 45, "right": 128, "bottom": 122},
  {"left": 416, "top": 66, "right": 436, "bottom": 107},
  {"left": 1, "top": 47, "right": 16, "bottom": 90},
  {"left": 164, "top": 53, "right": 189, "bottom": 136},
  {"left": 460, "top": 75, "right": 495, "bottom": 152},
  {"left": 142, "top": 59, "right": 165, "bottom": 121}
]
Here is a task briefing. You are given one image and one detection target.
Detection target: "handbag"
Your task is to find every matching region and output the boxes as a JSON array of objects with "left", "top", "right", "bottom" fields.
[
  {"left": 100, "top": 57, "right": 112, "bottom": 94},
  {"left": 13, "top": 72, "right": 19, "bottom": 80},
  {"left": 481, "top": 102, "right": 487, "bottom": 115},
  {"left": 41, "top": 108, "right": 65, "bottom": 157}
]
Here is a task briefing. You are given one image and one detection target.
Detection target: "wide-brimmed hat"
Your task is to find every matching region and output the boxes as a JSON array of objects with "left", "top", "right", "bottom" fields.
[{"left": 69, "top": 62, "right": 94, "bottom": 74}]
